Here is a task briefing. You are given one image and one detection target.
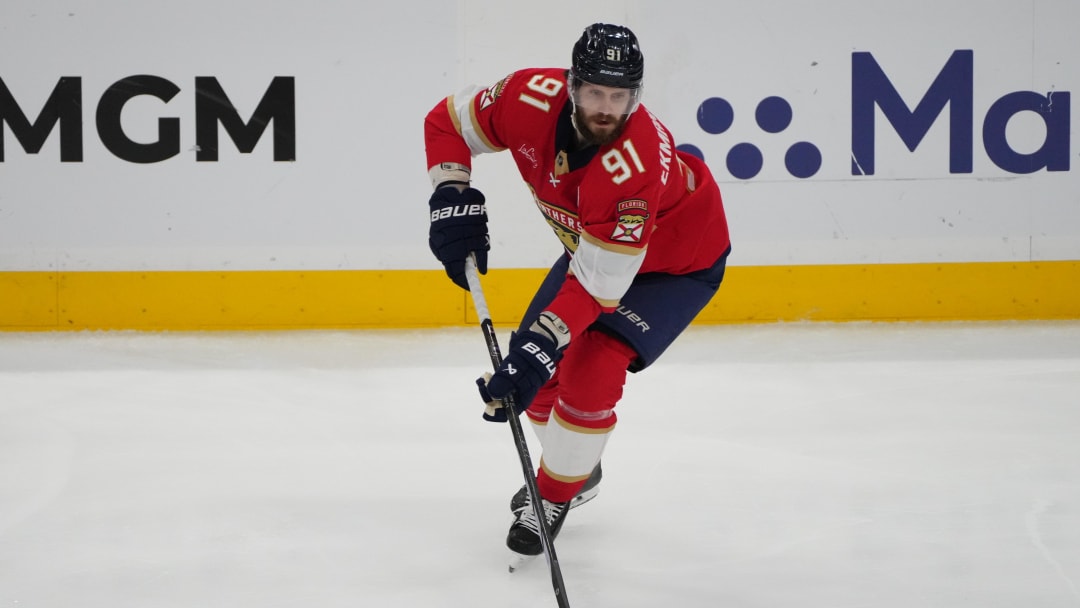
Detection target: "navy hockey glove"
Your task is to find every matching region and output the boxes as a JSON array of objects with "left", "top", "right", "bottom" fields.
[
  {"left": 476, "top": 312, "right": 571, "bottom": 422},
  {"left": 428, "top": 185, "right": 489, "bottom": 290}
]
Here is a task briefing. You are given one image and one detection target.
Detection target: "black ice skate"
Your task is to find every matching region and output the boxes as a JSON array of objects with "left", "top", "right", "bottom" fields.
[
  {"left": 509, "top": 462, "right": 602, "bottom": 513},
  {"left": 507, "top": 494, "right": 570, "bottom": 560}
]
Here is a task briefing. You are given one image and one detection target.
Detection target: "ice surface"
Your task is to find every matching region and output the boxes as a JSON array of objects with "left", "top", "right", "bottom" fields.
[{"left": 2, "top": 322, "right": 1079, "bottom": 607}]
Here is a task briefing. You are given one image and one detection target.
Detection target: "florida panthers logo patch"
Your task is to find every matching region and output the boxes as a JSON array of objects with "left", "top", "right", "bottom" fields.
[
  {"left": 611, "top": 200, "right": 649, "bottom": 243},
  {"left": 479, "top": 74, "right": 513, "bottom": 110}
]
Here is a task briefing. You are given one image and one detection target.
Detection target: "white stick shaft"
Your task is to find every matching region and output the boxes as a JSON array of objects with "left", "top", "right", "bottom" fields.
[{"left": 464, "top": 254, "right": 491, "bottom": 323}]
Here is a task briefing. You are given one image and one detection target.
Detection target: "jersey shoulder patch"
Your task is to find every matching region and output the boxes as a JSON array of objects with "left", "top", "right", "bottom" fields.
[
  {"left": 610, "top": 199, "right": 649, "bottom": 243},
  {"left": 478, "top": 73, "right": 514, "bottom": 110}
]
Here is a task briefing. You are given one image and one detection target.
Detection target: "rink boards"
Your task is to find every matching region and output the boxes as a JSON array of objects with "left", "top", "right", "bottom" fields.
[{"left": 3, "top": 261, "right": 1078, "bottom": 330}]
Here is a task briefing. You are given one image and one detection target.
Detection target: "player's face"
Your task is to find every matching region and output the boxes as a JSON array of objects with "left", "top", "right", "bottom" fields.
[{"left": 571, "top": 80, "right": 640, "bottom": 146}]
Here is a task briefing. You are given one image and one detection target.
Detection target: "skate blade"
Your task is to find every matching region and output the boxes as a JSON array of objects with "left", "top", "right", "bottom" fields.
[
  {"left": 508, "top": 552, "right": 538, "bottom": 573},
  {"left": 511, "top": 487, "right": 599, "bottom": 515},
  {"left": 570, "top": 485, "right": 599, "bottom": 509}
]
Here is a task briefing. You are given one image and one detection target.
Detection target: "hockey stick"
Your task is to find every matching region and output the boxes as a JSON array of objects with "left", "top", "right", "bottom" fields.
[{"left": 464, "top": 254, "right": 571, "bottom": 608}]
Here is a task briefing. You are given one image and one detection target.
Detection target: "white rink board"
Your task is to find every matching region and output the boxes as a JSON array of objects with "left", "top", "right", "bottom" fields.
[{"left": 0, "top": 0, "right": 1076, "bottom": 271}]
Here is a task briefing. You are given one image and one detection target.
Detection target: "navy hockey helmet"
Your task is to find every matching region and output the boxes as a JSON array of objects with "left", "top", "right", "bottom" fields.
[{"left": 570, "top": 23, "right": 644, "bottom": 89}]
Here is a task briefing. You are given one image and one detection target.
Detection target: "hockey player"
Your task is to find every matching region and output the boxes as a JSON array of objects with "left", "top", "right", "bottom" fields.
[{"left": 424, "top": 23, "right": 732, "bottom": 558}]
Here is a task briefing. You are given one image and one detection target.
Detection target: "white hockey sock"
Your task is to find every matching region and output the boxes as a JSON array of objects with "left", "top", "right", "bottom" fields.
[
  {"left": 529, "top": 417, "right": 547, "bottom": 450},
  {"left": 538, "top": 402, "right": 614, "bottom": 485}
]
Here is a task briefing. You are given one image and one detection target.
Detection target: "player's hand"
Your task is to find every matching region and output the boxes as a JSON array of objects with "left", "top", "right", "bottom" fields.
[
  {"left": 476, "top": 373, "right": 515, "bottom": 422},
  {"left": 428, "top": 185, "right": 488, "bottom": 290},
  {"left": 475, "top": 313, "right": 571, "bottom": 422}
]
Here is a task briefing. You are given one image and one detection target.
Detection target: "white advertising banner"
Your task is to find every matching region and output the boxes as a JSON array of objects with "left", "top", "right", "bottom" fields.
[{"left": 1, "top": 0, "right": 1076, "bottom": 271}]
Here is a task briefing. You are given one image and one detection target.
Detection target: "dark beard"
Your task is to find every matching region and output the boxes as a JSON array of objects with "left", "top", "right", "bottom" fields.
[{"left": 573, "top": 106, "right": 627, "bottom": 147}]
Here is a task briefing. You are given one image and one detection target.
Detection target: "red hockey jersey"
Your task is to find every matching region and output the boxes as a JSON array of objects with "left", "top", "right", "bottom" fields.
[{"left": 425, "top": 67, "right": 730, "bottom": 327}]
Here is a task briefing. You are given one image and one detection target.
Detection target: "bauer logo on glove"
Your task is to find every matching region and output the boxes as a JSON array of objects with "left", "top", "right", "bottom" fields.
[
  {"left": 430, "top": 203, "right": 486, "bottom": 222},
  {"left": 521, "top": 342, "right": 557, "bottom": 375}
]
